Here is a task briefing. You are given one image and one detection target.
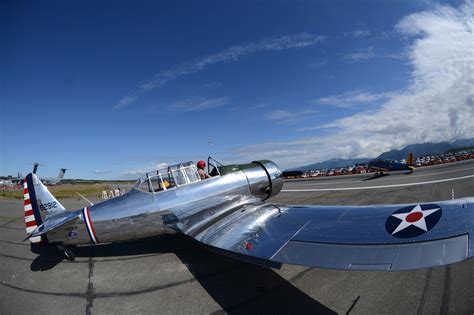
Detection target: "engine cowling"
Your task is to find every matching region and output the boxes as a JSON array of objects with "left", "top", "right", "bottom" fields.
[{"left": 240, "top": 160, "right": 283, "bottom": 200}]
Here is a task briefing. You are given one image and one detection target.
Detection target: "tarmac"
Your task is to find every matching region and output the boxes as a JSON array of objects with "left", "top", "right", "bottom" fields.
[{"left": 1, "top": 160, "right": 474, "bottom": 314}]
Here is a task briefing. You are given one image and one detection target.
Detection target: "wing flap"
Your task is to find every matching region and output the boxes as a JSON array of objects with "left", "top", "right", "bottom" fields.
[{"left": 272, "top": 234, "right": 468, "bottom": 271}]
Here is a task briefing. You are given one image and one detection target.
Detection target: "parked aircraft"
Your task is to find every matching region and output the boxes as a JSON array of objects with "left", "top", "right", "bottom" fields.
[
  {"left": 31, "top": 163, "right": 68, "bottom": 185},
  {"left": 23, "top": 158, "right": 473, "bottom": 271},
  {"left": 0, "top": 179, "right": 14, "bottom": 187},
  {"left": 41, "top": 168, "right": 68, "bottom": 185},
  {"left": 3, "top": 171, "right": 25, "bottom": 185}
]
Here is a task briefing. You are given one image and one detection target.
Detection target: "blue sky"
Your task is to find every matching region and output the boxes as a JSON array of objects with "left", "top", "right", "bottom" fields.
[{"left": 2, "top": 0, "right": 473, "bottom": 179}]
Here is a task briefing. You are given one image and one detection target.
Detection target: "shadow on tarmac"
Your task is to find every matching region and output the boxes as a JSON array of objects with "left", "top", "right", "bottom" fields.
[
  {"left": 363, "top": 173, "right": 390, "bottom": 181},
  {"left": 363, "top": 171, "right": 415, "bottom": 181},
  {"left": 30, "top": 234, "right": 335, "bottom": 314}
]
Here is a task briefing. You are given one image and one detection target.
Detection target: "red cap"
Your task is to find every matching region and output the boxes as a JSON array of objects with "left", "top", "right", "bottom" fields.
[{"left": 197, "top": 160, "right": 206, "bottom": 169}]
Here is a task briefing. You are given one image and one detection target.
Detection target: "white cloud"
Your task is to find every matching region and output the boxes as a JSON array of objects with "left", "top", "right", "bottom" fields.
[
  {"left": 265, "top": 109, "right": 318, "bottom": 124},
  {"left": 115, "top": 95, "right": 138, "bottom": 110},
  {"left": 314, "top": 91, "right": 395, "bottom": 108},
  {"left": 168, "top": 97, "right": 229, "bottom": 112},
  {"left": 342, "top": 47, "right": 375, "bottom": 63},
  {"left": 114, "top": 33, "right": 325, "bottom": 109},
  {"left": 384, "top": 52, "right": 408, "bottom": 60},
  {"left": 346, "top": 29, "right": 372, "bottom": 38},
  {"left": 120, "top": 162, "right": 169, "bottom": 179},
  {"left": 93, "top": 170, "right": 110, "bottom": 175},
  {"left": 232, "top": 1, "right": 474, "bottom": 169}
]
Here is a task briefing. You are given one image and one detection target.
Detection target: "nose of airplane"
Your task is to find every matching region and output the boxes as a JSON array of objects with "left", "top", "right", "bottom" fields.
[
  {"left": 253, "top": 160, "right": 284, "bottom": 198},
  {"left": 241, "top": 160, "right": 283, "bottom": 200}
]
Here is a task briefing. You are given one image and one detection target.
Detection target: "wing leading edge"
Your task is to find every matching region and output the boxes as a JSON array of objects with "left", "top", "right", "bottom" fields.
[{"left": 186, "top": 199, "right": 473, "bottom": 271}]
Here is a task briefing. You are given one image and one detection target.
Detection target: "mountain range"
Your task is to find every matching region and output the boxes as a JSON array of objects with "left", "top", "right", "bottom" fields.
[{"left": 376, "top": 138, "right": 474, "bottom": 160}]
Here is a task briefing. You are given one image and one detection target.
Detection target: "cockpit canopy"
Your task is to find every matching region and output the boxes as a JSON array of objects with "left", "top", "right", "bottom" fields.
[{"left": 134, "top": 161, "right": 201, "bottom": 193}]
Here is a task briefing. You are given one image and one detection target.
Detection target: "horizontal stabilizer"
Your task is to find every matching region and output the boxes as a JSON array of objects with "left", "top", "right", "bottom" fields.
[{"left": 26, "top": 211, "right": 80, "bottom": 239}]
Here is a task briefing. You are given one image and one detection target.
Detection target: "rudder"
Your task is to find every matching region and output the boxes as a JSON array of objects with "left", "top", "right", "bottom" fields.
[
  {"left": 406, "top": 152, "right": 414, "bottom": 166},
  {"left": 57, "top": 168, "right": 67, "bottom": 180}
]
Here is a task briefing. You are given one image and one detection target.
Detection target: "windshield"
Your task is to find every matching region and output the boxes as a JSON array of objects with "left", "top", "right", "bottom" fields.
[{"left": 134, "top": 161, "right": 201, "bottom": 193}]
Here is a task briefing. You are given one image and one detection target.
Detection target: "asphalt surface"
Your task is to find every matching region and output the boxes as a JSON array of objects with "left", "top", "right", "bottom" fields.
[{"left": 1, "top": 160, "right": 474, "bottom": 314}]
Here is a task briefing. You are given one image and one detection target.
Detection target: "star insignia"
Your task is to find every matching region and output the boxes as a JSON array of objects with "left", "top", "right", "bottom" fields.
[
  {"left": 390, "top": 204, "right": 441, "bottom": 235},
  {"left": 385, "top": 204, "right": 443, "bottom": 238}
]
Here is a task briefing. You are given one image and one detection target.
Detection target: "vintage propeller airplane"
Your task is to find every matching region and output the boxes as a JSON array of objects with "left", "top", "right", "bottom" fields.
[
  {"left": 24, "top": 158, "right": 473, "bottom": 271},
  {"left": 368, "top": 153, "right": 416, "bottom": 177}
]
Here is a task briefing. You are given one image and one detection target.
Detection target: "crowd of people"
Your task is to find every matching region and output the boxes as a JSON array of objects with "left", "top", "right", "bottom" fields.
[{"left": 101, "top": 187, "right": 124, "bottom": 200}]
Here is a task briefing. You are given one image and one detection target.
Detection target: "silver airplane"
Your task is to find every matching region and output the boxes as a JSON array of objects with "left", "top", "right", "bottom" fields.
[{"left": 24, "top": 158, "right": 473, "bottom": 271}]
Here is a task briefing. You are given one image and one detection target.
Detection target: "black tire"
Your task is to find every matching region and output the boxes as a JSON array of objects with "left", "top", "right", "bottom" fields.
[{"left": 64, "top": 248, "right": 75, "bottom": 261}]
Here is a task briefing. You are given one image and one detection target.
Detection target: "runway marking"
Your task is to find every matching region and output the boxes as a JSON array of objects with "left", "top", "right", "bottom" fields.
[
  {"left": 0, "top": 250, "right": 170, "bottom": 263},
  {"left": 0, "top": 263, "right": 245, "bottom": 298},
  {"left": 282, "top": 174, "right": 474, "bottom": 192},
  {"left": 86, "top": 257, "right": 95, "bottom": 315},
  {"left": 0, "top": 216, "right": 23, "bottom": 222}
]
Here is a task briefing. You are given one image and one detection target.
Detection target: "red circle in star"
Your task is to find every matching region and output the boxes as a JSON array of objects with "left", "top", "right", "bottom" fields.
[{"left": 406, "top": 212, "right": 423, "bottom": 223}]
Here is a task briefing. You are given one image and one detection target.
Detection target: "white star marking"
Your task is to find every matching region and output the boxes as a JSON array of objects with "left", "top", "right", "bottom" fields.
[{"left": 390, "top": 204, "right": 441, "bottom": 235}]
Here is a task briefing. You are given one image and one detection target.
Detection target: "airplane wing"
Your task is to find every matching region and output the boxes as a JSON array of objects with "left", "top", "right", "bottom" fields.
[{"left": 184, "top": 199, "right": 473, "bottom": 271}]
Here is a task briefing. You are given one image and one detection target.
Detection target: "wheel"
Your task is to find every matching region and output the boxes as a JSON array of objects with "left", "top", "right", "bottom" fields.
[{"left": 64, "top": 248, "right": 75, "bottom": 261}]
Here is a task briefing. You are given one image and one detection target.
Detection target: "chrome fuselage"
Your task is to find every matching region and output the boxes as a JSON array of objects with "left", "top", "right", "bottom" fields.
[{"left": 46, "top": 161, "right": 283, "bottom": 246}]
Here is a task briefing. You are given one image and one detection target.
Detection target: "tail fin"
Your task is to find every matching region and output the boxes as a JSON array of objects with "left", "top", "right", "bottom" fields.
[
  {"left": 406, "top": 152, "right": 414, "bottom": 166},
  {"left": 24, "top": 173, "right": 66, "bottom": 243},
  {"left": 57, "top": 168, "right": 67, "bottom": 180},
  {"left": 32, "top": 163, "right": 39, "bottom": 174}
]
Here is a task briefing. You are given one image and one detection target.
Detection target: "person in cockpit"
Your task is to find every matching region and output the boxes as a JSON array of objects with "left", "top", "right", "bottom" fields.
[{"left": 197, "top": 160, "right": 211, "bottom": 180}]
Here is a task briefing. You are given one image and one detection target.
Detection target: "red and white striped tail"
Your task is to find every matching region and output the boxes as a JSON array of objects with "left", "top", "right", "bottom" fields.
[{"left": 24, "top": 181, "right": 41, "bottom": 243}]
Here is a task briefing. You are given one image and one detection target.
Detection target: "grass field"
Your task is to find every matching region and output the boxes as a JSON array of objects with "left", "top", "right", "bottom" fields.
[{"left": 0, "top": 183, "right": 113, "bottom": 200}]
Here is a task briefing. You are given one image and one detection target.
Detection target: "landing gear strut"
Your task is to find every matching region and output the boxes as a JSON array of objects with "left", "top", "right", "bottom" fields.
[
  {"left": 374, "top": 171, "right": 385, "bottom": 178},
  {"left": 58, "top": 245, "right": 76, "bottom": 261}
]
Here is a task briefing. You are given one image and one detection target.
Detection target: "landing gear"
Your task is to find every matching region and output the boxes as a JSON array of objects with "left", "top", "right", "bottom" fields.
[
  {"left": 57, "top": 245, "right": 76, "bottom": 261},
  {"left": 64, "top": 248, "right": 75, "bottom": 261},
  {"left": 374, "top": 171, "right": 384, "bottom": 178}
]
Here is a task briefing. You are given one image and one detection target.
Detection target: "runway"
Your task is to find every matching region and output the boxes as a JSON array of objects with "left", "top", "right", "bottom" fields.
[{"left": 1, "top": 160, "right": 474, "bottom": 314}]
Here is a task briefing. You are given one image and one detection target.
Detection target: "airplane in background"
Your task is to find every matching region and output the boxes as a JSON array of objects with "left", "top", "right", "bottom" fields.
[
  {"left": 40, "top": 168, "right": 68, "bottom": 185},
  {"left": 31, "top": 163, "right": 68, "bottom": 185},
  {"left": 23, "top": 157, "right": 473, "bottom": 271},
  {"left": 282, "top": 170, "right": 303, "bottom": 178},
  {"left": 1, "top": 163, "right": 67, "bottom": 187},
  {"left": 4, "top": 171, "right": 25, "bottom": 185},
  {"left": 368, "top": 153, "right": 415, "bottom": 177}
]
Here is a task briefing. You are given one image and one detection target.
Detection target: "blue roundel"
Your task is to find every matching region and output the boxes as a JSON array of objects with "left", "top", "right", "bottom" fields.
[{"left": 385, "top": 204, "right": 442, "bottom": 238}]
